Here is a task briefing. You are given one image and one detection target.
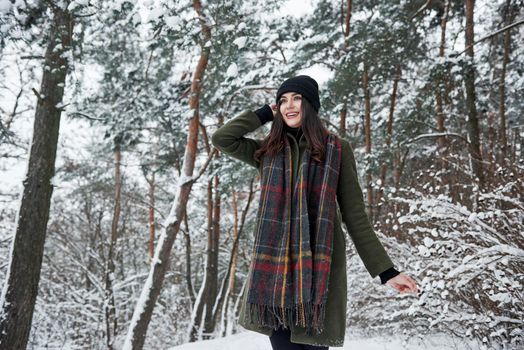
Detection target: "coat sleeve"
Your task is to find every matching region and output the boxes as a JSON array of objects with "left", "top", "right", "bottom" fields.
[
  {"left": 211, "top": 109, "right": 264, "bottom": 169},
  {"left": 336, "top": 139, "right": 394, "bottom": 278}
]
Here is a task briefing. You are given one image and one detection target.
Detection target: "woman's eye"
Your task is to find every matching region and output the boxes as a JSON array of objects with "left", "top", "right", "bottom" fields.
[{"left": 294, "top": 96, "right": 302, "bottom": 100}]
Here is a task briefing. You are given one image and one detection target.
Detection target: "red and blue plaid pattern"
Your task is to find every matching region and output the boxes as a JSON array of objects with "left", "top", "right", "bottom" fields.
[{"left": 245, "top": 133, "right": 342, "bottom": 334}]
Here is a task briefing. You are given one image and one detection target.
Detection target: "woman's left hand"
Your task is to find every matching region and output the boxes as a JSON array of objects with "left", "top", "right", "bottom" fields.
[{"left": 386, "top": 273, "right": 420, "bottom": 295}]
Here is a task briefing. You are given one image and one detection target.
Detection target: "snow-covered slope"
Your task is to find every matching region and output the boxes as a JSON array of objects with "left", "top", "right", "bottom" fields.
[{"left": 169, "top": 331, "right": 477, "bottom": 350}]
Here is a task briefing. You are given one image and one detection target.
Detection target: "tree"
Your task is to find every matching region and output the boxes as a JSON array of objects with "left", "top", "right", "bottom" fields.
[
  {"left": 463, "top": 0, "right": 484, "bottom": 187},
  {"left": 103, "top": 145, "right": 123, "bottom": 350},
  {"left": 123, "top": 0, "right": 213, "bottom": 347},
  {"left": 435, "top": 0, "right": 450, "bottom": 151},
  {"left": 0, "top": 0, "right": 522, "bottom": 348},
  {"left": 188, "top": 157, "right": 220, "bottom": 341},
  {"left": 0, "top": 2, "right": 74, "bottom": 348},
  {"left": 496, "top": 0, "right": 520, "bottom": 164}
]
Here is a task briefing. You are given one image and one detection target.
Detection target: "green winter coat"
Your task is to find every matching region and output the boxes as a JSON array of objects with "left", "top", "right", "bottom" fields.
[{"left": 211, "top": 109, "right": 394, "bottom": 347}]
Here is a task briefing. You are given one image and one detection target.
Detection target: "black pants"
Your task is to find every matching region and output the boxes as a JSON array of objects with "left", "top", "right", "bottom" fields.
[{"left": 269, "top": 327, "right": 329, "bottom": 350}]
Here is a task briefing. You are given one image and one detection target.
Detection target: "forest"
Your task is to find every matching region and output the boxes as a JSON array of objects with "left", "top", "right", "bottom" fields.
[{"left": 0, "top": 0, "right": 523, "bottom": 349}]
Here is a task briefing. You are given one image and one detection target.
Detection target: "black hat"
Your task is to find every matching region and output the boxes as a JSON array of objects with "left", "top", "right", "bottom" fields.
[{"left": 276, "top": 75, "right": 320, "bottom": 112}]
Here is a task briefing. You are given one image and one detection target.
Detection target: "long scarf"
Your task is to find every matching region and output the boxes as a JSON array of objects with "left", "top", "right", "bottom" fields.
[{"left": 245, "top": 132, "right": 342, "bottom": 334}]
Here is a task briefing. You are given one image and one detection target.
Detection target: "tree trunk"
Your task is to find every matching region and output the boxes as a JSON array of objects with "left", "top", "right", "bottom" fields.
[
  {"left": 362, "top": 62, "right": 373, "bottom": 221},
  {"left": 339, "top": 103, "right": 347, "bottom": 134},
  {"left": 104, "top": 146, "right": 122, "bottom": 350},
  {"left": 393, "top": 149, "right": 409, "bottom": 190},
  {"left": 148, "top": 173, "right": 156, "bottom": 260},
  {"left": 188, "top": 181, "right": 212, "bottom": 341},
  {"left": 83, "top": 199, "right": 97, "bottom": 291},
  {"left": 206, "top": 175, "right": 220, "bottom": 332},
  {"left": 122, "top": 1, "right": 211, "bottom": 348},
  {"left": 436, "top": 0, "right": 450, "bottom": 150},
  {"left": 486, "top": 111, "right": 496, "bottom": 175},
  {"left": 189, "top": 175, "right": 220, "bottom": 341},
  {"left": 343, "top": 0, "right": 353, "bottom": 49},
  {"left": 463, "top": 0, "right": 485, "bottom": 186},
  {"left": 513, "top": 127, "right": 521, "bottom": 164},
  {"left": 0, "top": 5, "right": 73, "bottom": 349},
  {"left": 228, "top": 189, "right": 240, "bottom": 294},
  {"left": 376, "top": 66, "right": 400, "bottom": 216},
  {"left": 214, "top": 180, "right": 255, "bottom": 336},
  {"left": 435, "top": 1, "right": 454, "bottom": 197},
  {"left": 184, "top": 213, "right": 196, "bottom": 304},
  {"left": 340, "top": 0, "right": 352, "bottom": 138},
  {"left": 219, "top": 190, "right": 239, "bottom": 336},
  {"left": 497, "top": 0, "right": 516, "bottom": 165}
]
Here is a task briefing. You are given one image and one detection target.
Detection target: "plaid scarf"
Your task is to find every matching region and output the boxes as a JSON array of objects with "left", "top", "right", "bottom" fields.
[{"left": 245, "top": 132, "right": 342, "bottom": 334}]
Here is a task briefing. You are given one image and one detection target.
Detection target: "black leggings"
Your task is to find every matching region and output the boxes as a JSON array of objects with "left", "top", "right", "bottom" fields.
[{"left": 269, "top": 327, "right": 329, "bottom": 350}]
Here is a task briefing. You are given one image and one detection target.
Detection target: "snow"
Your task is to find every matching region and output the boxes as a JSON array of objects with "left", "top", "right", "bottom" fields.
[
  {"left": 0, "top": 0, "right": 12, "bottom": 13},
  {"left": 168, "top": 331, "right": 475, "bottom": 350},
  {"left": 232, "top": 37, "right": 247, "bottom": 49},
  {"left": 147, "top": 6, "right": 164, "bottom": 22},
  {"left": 423, "top": 237, "right": 434, "bottom": 248},
  {"left": 226, "top": 63, "right": 238, "bottom": 78},
  {"left": 298, "top": 64, "right": 333, "bottom": 86},
  {"left": 0, "top": 0, "right": 522, "bottom": 348},
  {"left": 165, "top": 15, "right": 182, "bottom": 30},
  {"left": 417, "top": 245, "right": 430, "bottom": 257}
]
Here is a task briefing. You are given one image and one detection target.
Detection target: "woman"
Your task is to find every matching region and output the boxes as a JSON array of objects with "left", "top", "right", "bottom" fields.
[{"left": 211, "top": 75, "right": 418, "bottom": 349}]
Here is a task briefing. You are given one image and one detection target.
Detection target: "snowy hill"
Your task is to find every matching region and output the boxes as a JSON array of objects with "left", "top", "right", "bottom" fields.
[{"left": 169, "top": 331, "right": 477, "bottom": 350}]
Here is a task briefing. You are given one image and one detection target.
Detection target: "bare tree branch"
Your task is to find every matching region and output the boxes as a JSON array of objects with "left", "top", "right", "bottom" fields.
[
  {"left": 402, "top": 132, "right": 470, "bottom": 146},
  {"left": 454, "top": 18, "right": 524, "bottom": 56}
]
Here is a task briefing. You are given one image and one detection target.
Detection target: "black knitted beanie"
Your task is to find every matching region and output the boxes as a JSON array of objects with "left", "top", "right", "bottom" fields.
[{"left": 276, "top": 75, "right": 320, "bottom": 112}]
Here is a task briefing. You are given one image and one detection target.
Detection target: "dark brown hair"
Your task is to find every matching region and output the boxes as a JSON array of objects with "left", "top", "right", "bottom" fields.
[{"left": 254, "top": 97, "right": 330, "bottom": 164}]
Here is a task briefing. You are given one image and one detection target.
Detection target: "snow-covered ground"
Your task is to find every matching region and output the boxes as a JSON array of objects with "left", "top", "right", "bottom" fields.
[{"left": 169, "top": 331, "right": 478, "bottom": 350}]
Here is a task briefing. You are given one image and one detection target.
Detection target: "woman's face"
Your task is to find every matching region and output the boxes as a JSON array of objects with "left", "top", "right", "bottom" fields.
[{"left": 279, "top": 92, "right": 303, "bottom": 128}]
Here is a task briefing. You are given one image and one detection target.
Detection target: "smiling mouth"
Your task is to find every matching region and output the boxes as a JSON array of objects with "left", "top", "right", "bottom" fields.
[{"left": 286, "top": 112, "right": 299, "bottom": 119}]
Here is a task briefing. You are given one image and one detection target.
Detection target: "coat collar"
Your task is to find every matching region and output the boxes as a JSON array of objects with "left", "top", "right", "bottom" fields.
[{"left": 285, "top": 129, "right": 308, "bottom": 147}]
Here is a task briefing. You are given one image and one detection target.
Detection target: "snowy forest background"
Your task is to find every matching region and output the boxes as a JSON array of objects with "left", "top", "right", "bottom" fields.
[{"left": 0, "top": 0, "right": 523, "bottom": 349}]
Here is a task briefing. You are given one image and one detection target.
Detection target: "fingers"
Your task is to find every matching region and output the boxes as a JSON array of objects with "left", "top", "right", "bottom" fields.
[
  {"left": 400, "top": 284, "right": 414, "bottom": 294},
  {"left": 408, "top": 277, "right": 420, "bottom": 294},
  {"left": 389, "top": 275, "right": 420, "bottom": 295},
  {"left": 403, "top": 276, "right": 415, "bottom": 292},
  {"left": 401, "top": 274, "right": 418, "bottom": 294},
  {"left": 392, "top": 282, "right": 406, "bottom": 293},
  {"left": 385, "top": 273, "right": 422, "bottom": 296}
]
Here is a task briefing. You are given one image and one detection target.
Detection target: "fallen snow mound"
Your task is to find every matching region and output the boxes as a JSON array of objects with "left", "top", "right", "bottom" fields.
[{"left": 169, "top": 331, "right": 477, "bottom": 350}]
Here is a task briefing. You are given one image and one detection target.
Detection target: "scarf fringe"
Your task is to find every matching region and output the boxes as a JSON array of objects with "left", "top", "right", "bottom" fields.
[{"left": 246, "top": 301, "right": 327, "bottom": 335}]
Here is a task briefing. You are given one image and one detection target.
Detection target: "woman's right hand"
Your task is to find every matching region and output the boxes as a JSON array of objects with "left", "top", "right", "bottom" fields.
[{"left": 254, "top": 104, "right": 275, "bottom": 125}]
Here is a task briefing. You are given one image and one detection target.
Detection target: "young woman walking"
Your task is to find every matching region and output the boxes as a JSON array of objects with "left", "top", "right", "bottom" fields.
[{"left": 211, "top": 75, "right": 419, "bottom": 349}]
